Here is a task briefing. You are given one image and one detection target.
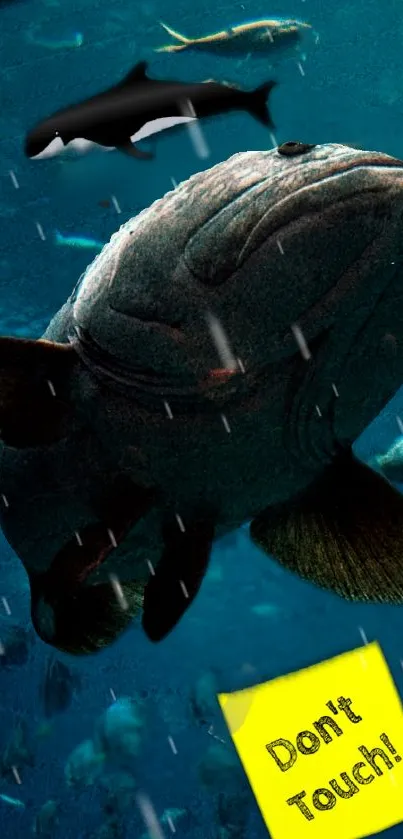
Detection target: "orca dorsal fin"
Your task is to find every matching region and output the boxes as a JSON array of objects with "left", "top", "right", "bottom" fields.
[{"left": 119, "top": 61, "right": 149, "bottom": 87}]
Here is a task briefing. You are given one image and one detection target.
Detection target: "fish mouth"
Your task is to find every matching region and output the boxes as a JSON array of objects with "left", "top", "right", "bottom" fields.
[
  {"left": 69, "top": 324, "right": 248, "bottom": 405},
  {"left": 43, "top": 520, "right": 132, "bottom": 591},
  {"left": 69, "top": 324, "right": 203, "bottom": 399},
  {"left": 28, "top": 477, "right": 158, "bottom": 650},
  {"left": 31, "top": 478, "right": 157, "bottom": 596}
]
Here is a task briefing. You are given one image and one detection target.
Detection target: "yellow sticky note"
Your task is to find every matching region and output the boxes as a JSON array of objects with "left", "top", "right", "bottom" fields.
[{"left": 218, "top": 642, "right": 403, "bottom": 839}]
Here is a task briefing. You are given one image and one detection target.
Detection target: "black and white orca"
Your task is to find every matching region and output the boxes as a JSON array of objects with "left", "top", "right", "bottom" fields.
[{"left": 24, "top": 61, "right": 276, "bottom": 162}]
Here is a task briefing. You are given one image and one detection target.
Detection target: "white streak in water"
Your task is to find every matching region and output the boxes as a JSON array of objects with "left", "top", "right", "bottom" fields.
[
  {"left": 1, "top": 597, "right": 11, "bottom": 615},
  {"left": 136, "top": 792, "right": 166, "bottom": 839},
  {"left": 9, "top": 171, "right": 19, "bottom": 189},
  {"left": 291, "top": 323, "right": 311, "bottom": 360},
  {"left": 11, "top": 767, "right": 21, "bottom": 785},
  {"left": 179, "top": 580, "right": 189, "bottom": 599},
  {"left": 111, "top": 195, "right": 121, "bottom": 214},
  {"left": 358, "top": 626, "right": 368, "bottom": 644},
  {"left": 36, "top": 222, "right": 46, "bottom": 240},
  {"left": 179, "top": 100, "right": 210, "bottom": 159},
  {"left": 221, "top": 414, "right": 231, "bottom": 433},
  {"left": 205, "top": 312, "right": 238, "bottom": 371},
  {"left": 108, "top": 529, "right": 117, "bottom": 548},
  {"left": 167, "top": 815, "right": 176, "bottom": 833},
  {"left": 164, "top": 400, "right": 173, "bottom": 419},
  {"left": 175, "top": 514, "right": 185, "bottom": 532},
  {"left": 109, "top": 574, "right": 128, "bottom": 610}
]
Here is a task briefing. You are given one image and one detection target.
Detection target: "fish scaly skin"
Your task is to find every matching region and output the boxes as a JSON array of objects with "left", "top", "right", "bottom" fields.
[{"left": 1, "top": 142, "right": 403, "bottom": 654}]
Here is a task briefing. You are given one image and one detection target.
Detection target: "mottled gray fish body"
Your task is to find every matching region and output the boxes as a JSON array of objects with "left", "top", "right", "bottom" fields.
[{"left": 1, "top": 141, "right": 403, "bottom": 655}]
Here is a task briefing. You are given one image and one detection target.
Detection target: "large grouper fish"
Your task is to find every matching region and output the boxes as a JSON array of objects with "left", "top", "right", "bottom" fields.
[{"left": 2, "top": 140, "right": 403, "bottom": 656}]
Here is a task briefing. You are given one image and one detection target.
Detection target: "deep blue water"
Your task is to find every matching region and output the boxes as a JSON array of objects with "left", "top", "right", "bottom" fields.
[{"left": 1, "top": 0, "right": 403, "bottom": 837}]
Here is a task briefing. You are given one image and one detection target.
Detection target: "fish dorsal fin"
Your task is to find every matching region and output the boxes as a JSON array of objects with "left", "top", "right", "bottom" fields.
[
  {"left": 250, "top": 449, "right": 403, "bottom": 604},
  {"left": 119, "top": 61, "right": 149, "bottom": 87}
]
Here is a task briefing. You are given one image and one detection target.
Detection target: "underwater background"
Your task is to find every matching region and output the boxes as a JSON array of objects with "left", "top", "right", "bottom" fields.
[{"left": 1, "top": 0, "right": 403, "bottom": 837}]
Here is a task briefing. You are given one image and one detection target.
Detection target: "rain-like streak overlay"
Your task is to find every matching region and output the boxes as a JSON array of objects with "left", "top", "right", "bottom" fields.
[{"left": 1, "top": 2, "right": 403, "bottom": 839}]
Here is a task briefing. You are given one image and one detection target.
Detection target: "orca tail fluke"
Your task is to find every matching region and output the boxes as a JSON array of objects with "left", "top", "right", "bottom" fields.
[{"left": 248, "top": 80, "right": 277, "bottom": 129}]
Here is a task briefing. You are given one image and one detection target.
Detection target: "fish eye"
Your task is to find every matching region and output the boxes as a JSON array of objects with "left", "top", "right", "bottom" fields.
[{"left": 277, "top": 141, "right": 316, "bottom": 157}]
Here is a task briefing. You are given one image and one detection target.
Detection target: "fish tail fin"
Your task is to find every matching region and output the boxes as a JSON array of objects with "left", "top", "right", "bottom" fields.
[
  {"left": 159, "top": 21, "right": 190, "bottom": 42},
  {"left": 248, "top": 80, "right": 277, "bottom": 128},
  {"left": 54, "top": 230, "right": 63, "bottom": 245},
  {"left": 155, "top": 21, "right": 191, "bottom": 52}
]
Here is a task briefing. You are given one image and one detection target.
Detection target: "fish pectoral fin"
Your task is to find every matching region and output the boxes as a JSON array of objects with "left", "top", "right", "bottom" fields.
[
  {"left": 142, "top": 512, "right": 216, "bottom": 642},
  {"left": 117, "top": 141, "right": 154, "bottom": 160},
  {"left": 250, "top": 447, "right": 403, "bottom": 604},
  {"left": 0, "top": 337, "right": 78, "bottom": 448}
]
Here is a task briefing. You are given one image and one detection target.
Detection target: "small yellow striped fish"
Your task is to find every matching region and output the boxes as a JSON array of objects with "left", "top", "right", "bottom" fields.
[{"left": 155, "top": 18, "right": 312, "bottom": 56}]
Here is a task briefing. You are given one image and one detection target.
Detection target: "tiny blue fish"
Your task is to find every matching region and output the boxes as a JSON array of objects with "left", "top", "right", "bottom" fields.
[{"left": 55, "top": 231, "right": 105, "bottom": 252}]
